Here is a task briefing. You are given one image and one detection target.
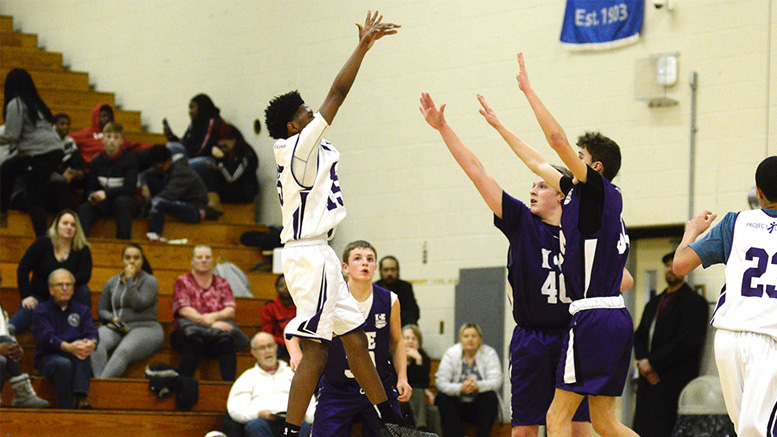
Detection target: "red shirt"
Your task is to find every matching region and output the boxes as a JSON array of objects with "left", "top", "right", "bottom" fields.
[
  {"left": 261, "top": 297, "right": 296, "bottom": 346},
  {"left": 172, "top": 272, "right": 236, "bottom": 331}
]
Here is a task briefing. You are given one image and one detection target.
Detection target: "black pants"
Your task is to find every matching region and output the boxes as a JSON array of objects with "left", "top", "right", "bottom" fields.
[
  {"left": 78, "top": 194, "right": 138, "bottom": 240},
  {"left": 435, "top": 391, "right": 498, "bottom": 437},
  {"left": 171, "top": 331, "right": 236, "bottom": 381},
  {"left": 0, "top": 149, "right": 63, "bottom": 236}
]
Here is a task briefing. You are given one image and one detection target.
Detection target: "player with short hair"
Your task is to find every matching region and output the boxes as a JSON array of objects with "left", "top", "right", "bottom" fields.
[
  {"left": 478, "top": 53, "right": 636, "bottom": 437},
  {"left": 310, "top": 240, "right": 411, "bottom": 436},
  {"left": 673, "top": 156, "right": 777, "bottom": 436},
  {"left": 420, "top": 92, "right": 591, "bottom": 437},
  {"left": 263, "top": 11, "right": 401, "bottom": 436}
]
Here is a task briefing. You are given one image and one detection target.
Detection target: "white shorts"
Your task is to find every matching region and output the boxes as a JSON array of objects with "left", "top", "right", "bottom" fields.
[
  {"left": 714, "top": 329, "right": 777, "bottom": 436},
  {"left": 281, "top": 238, "right": 364, "bottom": 343}
]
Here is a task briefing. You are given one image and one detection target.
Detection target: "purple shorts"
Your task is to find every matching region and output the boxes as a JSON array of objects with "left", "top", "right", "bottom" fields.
[
  {"left": 510, "top": 325, "right": 590, "bottom": 426},
  {"left": 556, "top": 307, "right": 633, "bottom": 396},
  {"left": 313, "top": 392, "right": 401, "bottom": 437}
]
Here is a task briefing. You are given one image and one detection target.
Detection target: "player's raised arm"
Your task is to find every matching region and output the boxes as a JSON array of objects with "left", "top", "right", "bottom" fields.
[
  {"left": 318, "top": 11, "right": 400, "bottom": 125},
  {"left": 477, "top": 94, "right": 563, "bottom": 193},
  {"left": 419, "top": 92, "right": 504, "bottom": 218},
  {"left": 515, "top": 53, "right": 588, "bottom": 183},
  {"left": 673, "top": 210, "right": 717, "bottom": 275}
]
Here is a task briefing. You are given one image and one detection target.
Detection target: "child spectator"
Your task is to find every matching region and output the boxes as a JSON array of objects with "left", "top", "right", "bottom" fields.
[
  {"left": 142, "top": 144, "right": 210, "bottom": 241},
  {"left": 70, "top": 103, "right": 150, "bottom": 165},
  {"left": 77, "top": 122, "right": 140, "bottom": 240},
  {"left": 50, "top": 113, "right": 85, "bottom": 209}
]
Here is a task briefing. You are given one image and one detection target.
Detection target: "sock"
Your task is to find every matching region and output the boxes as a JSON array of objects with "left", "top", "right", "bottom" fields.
[
  {"left": 283, "top": 423, "right": 301, "bottom": 435},
  {"left": 376, "top": 401, "right": 401, "bottom": 424}
]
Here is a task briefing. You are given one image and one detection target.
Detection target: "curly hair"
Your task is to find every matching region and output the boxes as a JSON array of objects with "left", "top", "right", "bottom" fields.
[
  {"left": 264, "top": 91, "right": 304, "bottom": 140},
  {"left": 577, "top": 131, "right": 621, "bottom": 181}
]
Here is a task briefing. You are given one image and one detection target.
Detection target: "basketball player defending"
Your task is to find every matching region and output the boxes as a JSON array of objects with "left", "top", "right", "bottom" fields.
[
  {"left": 263, "top": 11, "right": 400, "bottom": 436},
  {"left": 420, "top": 92, "right": 592, "bottom": 437},
  {"left": 477, "top": 54, "right": 637, "bottom": 437},
  {"left": 311, "top": 240, "right": 411, "bottom": 436},
  {"left": 673, "top": 157, "right": 777, "bottom": 436}
]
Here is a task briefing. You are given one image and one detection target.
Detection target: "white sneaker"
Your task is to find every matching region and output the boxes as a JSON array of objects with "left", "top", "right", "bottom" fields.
[
  {"left": 204, "top": 432, "right": 227, "bottom": 437},
  {"left": 146, "top": 232, "right": 167, "bottom": 243}
]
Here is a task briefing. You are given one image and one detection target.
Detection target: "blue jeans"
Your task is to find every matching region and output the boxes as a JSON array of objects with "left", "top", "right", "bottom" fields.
[
  {"left": 148, "top": 197, "right": 202, "bottom": 235},
  {"left": 36, "top": 352, "right": 91, "bottom": 409},
  {"left": 244, "top": 418, "right": 311, "bottom": 437}
]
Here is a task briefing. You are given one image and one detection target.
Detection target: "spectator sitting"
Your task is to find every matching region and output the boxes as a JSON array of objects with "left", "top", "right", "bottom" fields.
[
  {"left": 142, "top": 144, "right": 211, "bottom": 241},
  {"left": 376, "top": 256, "right": 420, "bottom": 326},
  {"left": 260, "top": 274, "right": 295, "bottom": 359},
  {"left": 200, "top": 124, "right": 259, "bottom": 212},
  {"left": 219, "top": 332, "right": 314, "bottom": 437},
  {"left": 91, "top": 244, "right": 164, "bottom": 378},
  {"left": 435, "top": 322, "right": 502, "bottom": 437},
  {"left": 5, "top": 112, "right": 84, "bottom": 213},
  {"left": 170, "top": 245, "right": 249, "bottom": 381},
  {"left": 77, "top": 122, "right": 140, "bottom": 240},
  {"left": 31, "top": 268, "right": 98, "bottom": 409},
  {"left": 70, "top": 103, "right": 151, "bottom": 165},
  {"left": 11, "top": 209, "right": 92, "bottom": 335},
  {"left": 401, "top": 324, "right": 436, "bottom": 432},
  {"left": 0, "top": 68, "right": 64, "bottom": 235},
  {"left": 0, "top": 301, "right": 49, "bottom": 408},
  {"left": 51, "top": 113, "right": 85, "bottom": 209}
]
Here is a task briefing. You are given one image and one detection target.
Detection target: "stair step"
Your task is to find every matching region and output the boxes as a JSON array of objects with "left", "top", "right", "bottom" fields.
[
  {"left": 0, "top": 409, "right": 224, "bottom": 436},
  {"left": 1, "top": 46, "right": 64, "bottom": 70},
  {"left": 0, "top": 89, "right": 115, "bottom": 110},
  {"left": 0, "top": 68, "right": 91, "bottom": 91},
  {"left": 0, "top": 377, "right": 231, "bottom": 412},
  {"left": 0, "top": 30, "right": 38, "bottom": 48},
  {"left": 0, "top": 15, "right": 13, "bottom": 33}
]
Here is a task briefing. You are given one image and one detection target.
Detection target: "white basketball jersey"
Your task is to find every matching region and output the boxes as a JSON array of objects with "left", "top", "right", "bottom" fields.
[
  {"left": 274, "top": 113, "right": 346, "bottom": 244},
  {"left": 714, "top": 209, "right": 777, "bottom": 339}
]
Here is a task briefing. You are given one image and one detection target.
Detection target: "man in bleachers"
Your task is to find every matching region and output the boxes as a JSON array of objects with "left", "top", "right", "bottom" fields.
[
  {"left": 31, "top": 268, "right": 98, "bottom": 409},
  {"left": 222, "top": 332, "right": 314, "bottom": 437}
]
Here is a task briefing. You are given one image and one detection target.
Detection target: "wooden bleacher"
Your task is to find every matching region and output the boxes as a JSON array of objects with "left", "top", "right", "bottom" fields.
[{"left": 0, "top": 17, "right": 267, "bottom": 428}]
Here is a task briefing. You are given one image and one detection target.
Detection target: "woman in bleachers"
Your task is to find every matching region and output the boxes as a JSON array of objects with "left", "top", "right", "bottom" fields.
[
  {"left": 91, "top": 244, "right": 164, "bottom": 378},
  {"left": 401, "top": 324, "right": 434, "bottom": 431},
  {"left": 435, "top": 322, "right": 503, "bottom": 437},
  {"left": 162, "top": 93, "right": 231, "bottom": 216},
  {"left": 201, "top": 124, "right": 259, "bottom": 206},
  {"left": 11, "top": 209, "right": 92, "bottom": 335},
  {"left": 0, "top": 68, "right": 64, "bottom": 235}
]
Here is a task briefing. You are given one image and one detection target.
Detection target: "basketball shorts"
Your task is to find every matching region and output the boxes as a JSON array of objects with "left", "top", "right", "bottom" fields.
[
  {"left": 556, "top": 306, "right": 633, "bottom": 396},
  {"left": 714, "top": 329, "right": 777, "bottom": 436},
  {"left": 510, "top": 325, "right": 590, "bottom": 425},
  {"left": 313, "top": 392, "right": 401, "bottom": 437},
  {"left": 282, "top": 238, "right": 365, "bottom": 343}
]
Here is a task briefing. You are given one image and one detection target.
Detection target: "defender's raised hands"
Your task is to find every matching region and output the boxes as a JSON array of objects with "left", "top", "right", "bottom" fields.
[
  {"left": 419, "top": 93, "right": 447, "bottom": 130},
  {"left": 356, "top": 10, "right": 400, "bottom": 50},
  {"left": 516, "top": 52, "right": 532, "bottom": 93},
  {"left": 477, "top": 94, "right": 503, "bottom": 128}
]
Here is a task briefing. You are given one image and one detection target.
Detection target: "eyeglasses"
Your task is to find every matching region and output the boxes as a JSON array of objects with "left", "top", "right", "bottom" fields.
[{"left": 51, "top": 282, "right": 74, "bottom": 289}]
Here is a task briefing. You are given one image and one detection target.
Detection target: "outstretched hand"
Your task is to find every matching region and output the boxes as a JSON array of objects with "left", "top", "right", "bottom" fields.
[
  {"left": 356, "top": 10, "right": 400, "bottom": 50},
  {"left": 687, "top": 210, "right": 717, "bottom": 236},
  {"left": 515, "top": 52, "right": 532, "bottom": 93},
  {"left": 477, "top": 94, "right": 502, "bottom": 128},
  {"left": 419, "top": 93, "right": 447, "bottom": 130}
]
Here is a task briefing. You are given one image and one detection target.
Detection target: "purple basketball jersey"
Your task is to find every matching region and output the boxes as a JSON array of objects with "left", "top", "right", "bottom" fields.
[
  {"left": 559, "top": 174, "right": 629, "bottom": 300},
  {"left": 495, "top": 191, "right": 574, "bottom": 330},
  {"left": 319, "top": 285, "right": 398, "bottom": 398}
]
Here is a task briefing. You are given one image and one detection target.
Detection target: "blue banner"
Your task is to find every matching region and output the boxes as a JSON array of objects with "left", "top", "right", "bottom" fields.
[{"left": 560, "top": 0, "right": 643, "bottom": 50}]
